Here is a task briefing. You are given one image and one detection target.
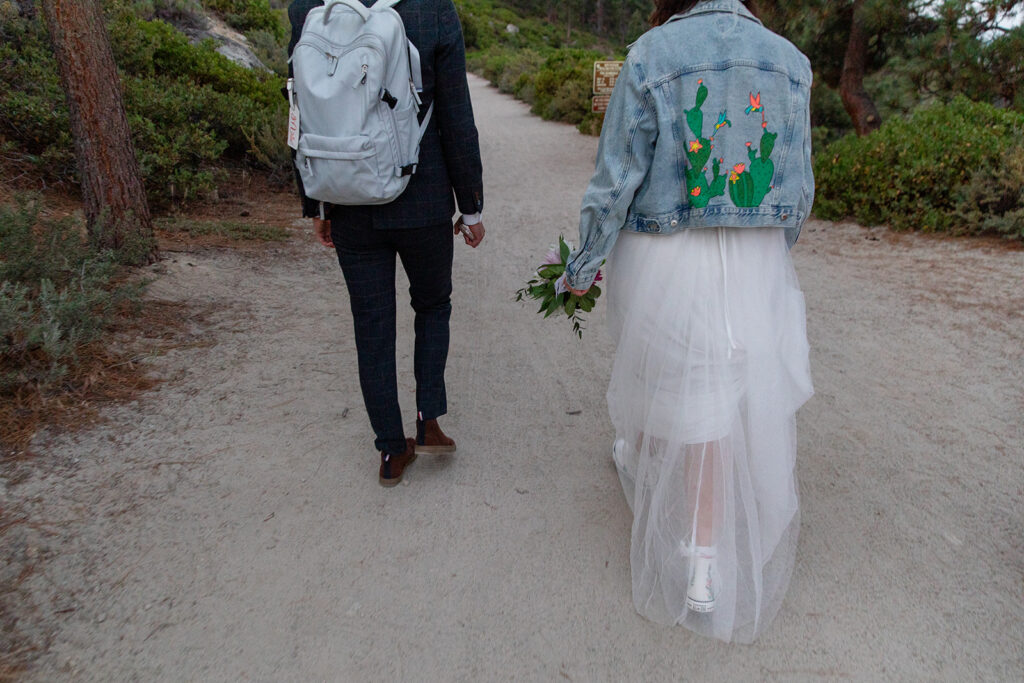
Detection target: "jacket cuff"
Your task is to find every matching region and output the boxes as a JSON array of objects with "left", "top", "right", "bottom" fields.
[
  {"left": 455, "top": 187, "right": 483, "bottom": 217},
  {"left": 302, "top": 197, "right": 322, "bottom": 219},
  {"left": 565, "top": 258, "right": 600, "bottom": 291}
]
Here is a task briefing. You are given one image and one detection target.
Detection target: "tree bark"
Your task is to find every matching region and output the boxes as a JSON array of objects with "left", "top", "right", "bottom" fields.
[
  {"left": 839, "top": 0, "right": 883, "bottom": 136},
  {"left": 596, "top": 0, "right": 604, "bottom": 35},
  {"left": 39, "top": 0, "right": 156, "bottom": 263}
]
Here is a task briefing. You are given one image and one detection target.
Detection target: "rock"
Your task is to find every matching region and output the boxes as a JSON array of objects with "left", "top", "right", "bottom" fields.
[
  {"left": 505, "top": 23, "right": 519, "bottom": 34},
  {"left": 177, "top": 14, "right": 271, "bottom": 73}
]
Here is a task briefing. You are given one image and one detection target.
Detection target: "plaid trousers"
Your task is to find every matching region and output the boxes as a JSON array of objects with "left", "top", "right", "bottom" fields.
[{"left": 331, "top": 215, "right": 453, "bottom": 455}]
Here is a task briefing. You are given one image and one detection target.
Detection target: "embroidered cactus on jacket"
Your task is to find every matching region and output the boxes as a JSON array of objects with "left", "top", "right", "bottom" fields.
[
  {"left": 684, "top": 83, "right": 778, "bottom": 210},
  {"left": 728, "top": 126, "right": 777, "bottom": 207},
  {"left": 683, "top": 80, "right": 727, "bottom": 209}
]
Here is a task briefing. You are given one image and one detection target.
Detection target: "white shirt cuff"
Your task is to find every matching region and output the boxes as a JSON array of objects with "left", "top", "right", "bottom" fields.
[{"left": 461, "top": 212, "right": 482, "bottom": 226}]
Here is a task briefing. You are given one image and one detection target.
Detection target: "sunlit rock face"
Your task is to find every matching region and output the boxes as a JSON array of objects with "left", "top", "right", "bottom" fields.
[{"left": 176, "top": 12, "right": 271, "bottom": 72}]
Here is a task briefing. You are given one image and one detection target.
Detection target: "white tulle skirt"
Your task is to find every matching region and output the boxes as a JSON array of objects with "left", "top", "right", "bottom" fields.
[{"left": 605, "top": 226, "right": 813, "bottom": 643}]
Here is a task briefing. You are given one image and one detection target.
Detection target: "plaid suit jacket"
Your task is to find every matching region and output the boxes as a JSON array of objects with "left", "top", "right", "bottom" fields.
[{"left": 287, "top": 0, "right": 484, "bottom": 228}]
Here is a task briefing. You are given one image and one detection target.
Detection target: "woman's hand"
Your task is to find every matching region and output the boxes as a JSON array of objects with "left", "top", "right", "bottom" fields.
[
  {"left": 313, "top": 218, "right": 333, "bottom": 248},
  {"left": 556, "top": 273, "right": 590, "bottom": 297},
  {"left": 567, "top": 284, "right": 590, "bottom": 296}
]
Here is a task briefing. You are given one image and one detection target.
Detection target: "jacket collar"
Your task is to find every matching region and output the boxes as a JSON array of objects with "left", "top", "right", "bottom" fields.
[{"left": 668, "top": 0, "right": 762, "bottom": 27}]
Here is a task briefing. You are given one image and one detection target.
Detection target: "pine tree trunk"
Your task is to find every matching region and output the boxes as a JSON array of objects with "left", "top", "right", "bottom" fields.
[
  {"left": 839, "top": 0, "right": 882, "bottom": 136},
  {"left": 39, "top": 0, "right": 157, "bottom": 264},
  {"left": 596, "top": 0, "right": 604, "bottom": 34}
]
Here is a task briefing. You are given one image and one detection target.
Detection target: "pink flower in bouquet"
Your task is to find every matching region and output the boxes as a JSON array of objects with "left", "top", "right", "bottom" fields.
[{"left": 543, "top": 248, "right": 561, "bottom": 265}]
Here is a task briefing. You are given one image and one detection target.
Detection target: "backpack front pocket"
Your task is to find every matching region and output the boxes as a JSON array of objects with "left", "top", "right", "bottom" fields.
[{"left": 296, "top": 133, "right": 400, "bottom": 205}]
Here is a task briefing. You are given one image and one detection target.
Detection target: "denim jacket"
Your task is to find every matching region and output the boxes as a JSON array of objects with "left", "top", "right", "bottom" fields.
[{"left": 566, "top": 0, "right": 813, "bottom": 289}]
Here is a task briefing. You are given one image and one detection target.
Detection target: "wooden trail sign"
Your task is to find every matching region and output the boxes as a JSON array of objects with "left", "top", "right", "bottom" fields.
[
  {"left": 592, "top": 94, "right": 612, "bottom": 113},
  {"left": 592, "top": 60, "right": 624, "bottom": 114}
]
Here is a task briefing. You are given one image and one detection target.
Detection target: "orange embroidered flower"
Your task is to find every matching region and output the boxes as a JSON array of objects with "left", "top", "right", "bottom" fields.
[
  {"left": 689, "top": 140, "right": 703, "bottom": 153},
  {"left": 690, "top": 187, "right": 701, "bottom": 197},
  {"left": 729, "top": 163, "right": 746, "bottom": 183}
]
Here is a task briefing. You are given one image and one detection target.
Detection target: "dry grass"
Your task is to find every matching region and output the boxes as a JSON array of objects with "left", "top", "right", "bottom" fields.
[
  {"left": 0, "top": 299, "right": 192, "bottom": 458},
  {"left": 0, "top": 173, "right": 299, "bottom": 457}
]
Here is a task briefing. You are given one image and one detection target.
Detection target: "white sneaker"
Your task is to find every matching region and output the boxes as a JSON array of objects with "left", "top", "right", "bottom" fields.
[{"left": 685, "top": 546, "right": 718, "bottom": 613}]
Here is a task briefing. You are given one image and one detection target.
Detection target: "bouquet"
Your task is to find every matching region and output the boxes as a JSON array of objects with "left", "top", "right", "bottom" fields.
[{"left": 514, "top": 236, "right": 603, "bottom": 339}]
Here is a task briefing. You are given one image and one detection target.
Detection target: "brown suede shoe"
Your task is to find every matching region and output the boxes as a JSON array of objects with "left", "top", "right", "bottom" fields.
[
  {"left": 415, "top": 419, "right": 456, "bottom": 455},
  {"left": 379, "top": 438, "right": 417, "bottom": 488}
]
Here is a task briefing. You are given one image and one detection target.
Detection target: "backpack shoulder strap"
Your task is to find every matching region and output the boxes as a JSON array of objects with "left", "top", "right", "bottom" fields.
[{"left": 418, "top": 101, "right": 434, "bottom": 143}]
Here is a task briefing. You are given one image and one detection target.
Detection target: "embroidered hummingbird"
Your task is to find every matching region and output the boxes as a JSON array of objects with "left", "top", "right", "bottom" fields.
[
  {"left": 714, "top": 111, "right": 731, "bottom": 131},
  {"left": 745, "top": 92, "right": 763, "bottom": 115}
]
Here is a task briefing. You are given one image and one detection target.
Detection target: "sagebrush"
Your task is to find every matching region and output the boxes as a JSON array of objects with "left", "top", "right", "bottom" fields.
[{"left": 0, "top": 197, "right": 143, "bottom": 394}]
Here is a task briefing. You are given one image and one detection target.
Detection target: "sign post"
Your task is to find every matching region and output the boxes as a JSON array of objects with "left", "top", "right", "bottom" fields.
[{"left": 592, "top": 60, "right": 624, "bottom": 114}]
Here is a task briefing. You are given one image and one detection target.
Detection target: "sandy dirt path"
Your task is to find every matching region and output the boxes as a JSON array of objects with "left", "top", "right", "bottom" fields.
[{"left": 4, "top": 74, "right": 1023, "bottom": 681}]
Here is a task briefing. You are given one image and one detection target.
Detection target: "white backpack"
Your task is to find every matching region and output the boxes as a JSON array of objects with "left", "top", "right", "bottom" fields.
[{"left": 287, "top": 0, "right": 433, "bottom": 206}]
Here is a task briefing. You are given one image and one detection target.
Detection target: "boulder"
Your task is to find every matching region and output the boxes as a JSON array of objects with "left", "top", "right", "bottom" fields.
[{"left": 178, "top": 13, "right": 271, "bottom": 72}]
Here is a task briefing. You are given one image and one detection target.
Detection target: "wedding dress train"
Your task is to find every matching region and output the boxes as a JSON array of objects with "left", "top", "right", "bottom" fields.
[{"left": 605, "top": 226, "right": 813, "bottom": 643}]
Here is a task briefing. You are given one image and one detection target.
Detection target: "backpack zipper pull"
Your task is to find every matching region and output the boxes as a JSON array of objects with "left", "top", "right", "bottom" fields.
[
  {"left": 327, "top": 54, "right": 339, "bottom": 77},
  {"left": 361, "top": 64, "right": 368, "bottom": 85}
]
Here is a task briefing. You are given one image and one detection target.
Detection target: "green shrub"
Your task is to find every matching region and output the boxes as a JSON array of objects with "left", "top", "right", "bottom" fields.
[
  {"left": 201, "top": 0, "right": 285, "bottom": 41},
  {"left": 244, "top": 116, "right": 292, "bottom": 177},
  {"left": 0, "top": 5, "right": 287, "bottom": 205},
  {"left": 469, "top": 44, "right": 607, "bottom": 130},
  {"left": 953, "top": 145, "right": 1024, "bottom": 239},
  {"left": 531, "top": 48, "right": 604, "bottom": 125},
  {"left": 0, "top": 197, "right": 142, "bottom": 393},
  {"left": 246, "top": 27, "right": 289, "bottom": 76},
  {"left": 814, "top": 96, "right": 1024, "bottom": 238},
  {"left": 131, "top": 0, "right": 205, "bottom": 25}
]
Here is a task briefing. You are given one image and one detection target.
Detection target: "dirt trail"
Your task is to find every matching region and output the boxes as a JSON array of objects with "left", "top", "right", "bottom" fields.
[{"left": 3, "top": 74, "right": 1022, "bottom": 681}]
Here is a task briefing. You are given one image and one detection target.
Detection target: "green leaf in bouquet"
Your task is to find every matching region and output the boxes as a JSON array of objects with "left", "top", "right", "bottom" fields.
[
  {"left": 579, "top": 297, "right": 595, "bottom": 313},
  {"left": 565, "top": 296, "right": 578, "bottom": 316},
  {"left": 530, "top": 284, "right": 548, "bottom": 298},
  {"left": 544, "top": 294, "right": 563, "bottom": 318},
  {"left": 559, "top": 236, "right": 571, "bottom": 263},
  {"left": 537, "top": 291, "right": 553, "bottom": 313},
  {"left": 590, "top": 285, "right": 602, "bottom": 298},
  {"left": 538, "top": 264, "right": 564, "bottom": 280}
]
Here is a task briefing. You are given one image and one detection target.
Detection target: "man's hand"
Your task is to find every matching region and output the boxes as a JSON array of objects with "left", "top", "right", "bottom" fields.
[
  {"left": 455, "top": 216, "right": 485, "bottom": 248},
  {"left": 313, "top": 217, "right": 332, "bottom": 248}
]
